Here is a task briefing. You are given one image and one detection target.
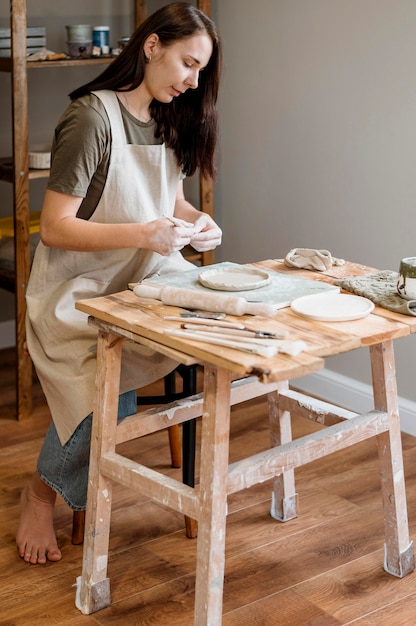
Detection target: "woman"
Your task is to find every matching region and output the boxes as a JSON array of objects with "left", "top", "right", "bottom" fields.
[{"left": 17, "top": 2, "right": 222, "bottom": 565}]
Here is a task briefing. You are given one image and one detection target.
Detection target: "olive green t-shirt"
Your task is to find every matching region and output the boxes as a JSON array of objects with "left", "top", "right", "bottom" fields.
[{"left": 47, "top": 93, "right": 162, "bottom": 220}]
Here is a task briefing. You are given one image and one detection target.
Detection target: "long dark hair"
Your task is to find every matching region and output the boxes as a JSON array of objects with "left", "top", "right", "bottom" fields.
[{"left": 69, "top": 2, "right": 222, "bottom": 179}]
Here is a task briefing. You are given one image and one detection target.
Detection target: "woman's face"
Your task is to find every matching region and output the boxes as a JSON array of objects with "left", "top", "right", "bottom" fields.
[{"left": 143, "top": 33, "right": 213, "bottom": 102}]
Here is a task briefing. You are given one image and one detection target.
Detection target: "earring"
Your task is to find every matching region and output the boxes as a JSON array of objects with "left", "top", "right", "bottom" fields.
[{"left": 146, "top": 54, "right": 152, "bottom": 63}]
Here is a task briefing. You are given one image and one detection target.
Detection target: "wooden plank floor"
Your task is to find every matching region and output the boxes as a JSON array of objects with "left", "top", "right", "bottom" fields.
[{"left": 1, "top": 346, "right": 416, "bottom": 625}]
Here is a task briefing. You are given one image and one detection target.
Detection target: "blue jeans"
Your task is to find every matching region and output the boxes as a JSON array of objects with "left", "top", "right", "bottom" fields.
[{"left": 37, "top": 390, "right": 137, "bottom": 510}]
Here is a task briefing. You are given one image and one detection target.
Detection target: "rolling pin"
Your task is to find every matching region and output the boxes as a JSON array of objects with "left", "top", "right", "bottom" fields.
[{"left": 133, "top": 284, "right": 279, "bottom": 317}]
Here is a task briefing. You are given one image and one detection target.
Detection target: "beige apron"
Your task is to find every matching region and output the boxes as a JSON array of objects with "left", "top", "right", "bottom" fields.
[{"left": 26, "top": 90, "right": 194, "bottom": 445}]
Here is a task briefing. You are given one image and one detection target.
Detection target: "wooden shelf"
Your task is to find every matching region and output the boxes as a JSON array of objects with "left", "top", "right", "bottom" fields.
[{"left": 0, "top": 56, "right": 112, "bottom": 73}]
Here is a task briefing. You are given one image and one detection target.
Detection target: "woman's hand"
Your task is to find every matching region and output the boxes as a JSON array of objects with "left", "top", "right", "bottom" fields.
[
  {"left": 144, "top": 216, "right": 196, "bottom": 256},
  {"left": 189, "top": 213, "right": 222, "bottom": 252},
  {"left": 172, "top": 182, "right": 222, "bottom": 252}
]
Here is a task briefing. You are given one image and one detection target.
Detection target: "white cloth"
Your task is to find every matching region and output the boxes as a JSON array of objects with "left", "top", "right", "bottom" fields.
[{"left": 26, "top": 90, "right": 193, "bottom": 444}]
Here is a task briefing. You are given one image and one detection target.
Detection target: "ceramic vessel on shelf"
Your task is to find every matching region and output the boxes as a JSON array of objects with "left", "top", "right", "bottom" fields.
[
  {"left": 65, "top": 25, "right": 92, "bottom": 41},
  {"left": 67, "top": 40, "right": 92, "bottom": 58}
]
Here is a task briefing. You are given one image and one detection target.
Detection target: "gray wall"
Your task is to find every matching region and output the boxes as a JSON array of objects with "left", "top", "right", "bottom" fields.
[
  {"left": 0, "top": 1, "right": 415, "bottom": 404},
  {"left": 214, "top": 0, "right": 416, "bottom": 402}
]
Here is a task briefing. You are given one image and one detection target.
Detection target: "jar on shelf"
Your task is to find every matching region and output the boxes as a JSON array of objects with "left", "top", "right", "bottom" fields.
[{"left": 93, "top": 26, "right": 110, "bottom": 55}]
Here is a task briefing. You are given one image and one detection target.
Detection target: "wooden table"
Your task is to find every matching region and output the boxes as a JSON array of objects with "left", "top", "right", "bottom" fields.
[{"left": 75, "top": 260, "right": 416, "bottom": 625}]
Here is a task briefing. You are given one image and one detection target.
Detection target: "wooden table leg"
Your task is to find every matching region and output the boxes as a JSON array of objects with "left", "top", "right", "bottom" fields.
[
  {"left": 194, "top": 365, "right": 232, "bottom": 626},
  {"left": 77, "top": 330, "right": 124, "bottom": 614},
  {"left": 268, "top": 381, "right": 298, "bottom": 521},
  {"left": 370, "top": 340, "right": 415, "bottom": 578}
]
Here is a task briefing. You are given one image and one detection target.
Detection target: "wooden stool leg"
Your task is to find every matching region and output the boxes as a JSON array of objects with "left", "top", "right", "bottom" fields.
[
  {"left": 268, "top": 382, "right": 298, "bottom": 521},
  {"left": 72, "top": 510, "right": 86, "bottom": 545},
  {"left": 168, "top": 424, "right": 182, "bottom": 468}
]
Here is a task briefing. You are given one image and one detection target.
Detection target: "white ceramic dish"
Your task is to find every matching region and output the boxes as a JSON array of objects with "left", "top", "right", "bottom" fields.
[
  {"left": 198, "top": 266, "right": 270, "bottom": 292},
  {"left": 290, "top": 292, "right": 374, "bottom": 322}
]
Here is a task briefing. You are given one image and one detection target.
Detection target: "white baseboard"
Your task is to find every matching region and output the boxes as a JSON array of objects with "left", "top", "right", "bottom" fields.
[
  {"left": 293, "top": 368, "right": 416, "bottom": 437},
  {"left": 1, "top": 320, "right": 415, "bottom": 436},
  {"left": 0, "top": 319, "right": 15, "bottom": 349}
]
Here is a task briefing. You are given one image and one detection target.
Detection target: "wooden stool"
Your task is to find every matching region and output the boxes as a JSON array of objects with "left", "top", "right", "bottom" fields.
[{"left": 71, "top": 364, "right": 198, "bottom": 544}]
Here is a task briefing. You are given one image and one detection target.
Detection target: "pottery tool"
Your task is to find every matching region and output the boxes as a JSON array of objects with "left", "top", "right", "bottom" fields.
[
  {"left": 164, "top": 326, "right": 306, "bottom": 357},
  {"left": 174, "top": 327, "right": 306, "bottom": 356},
  {"left": 177, "top": 312, "right": 226, "bottom": 320},
  {"left": 164, "top": 329, "right": 278, "bottom": 358},
  {"left": 179, "top": 322, "right": 287, "bottom": 339},
  {"left": 134, "top": 284, "right": 279, "bottom": 317},
  {"left": 181, "top": 327, "right": 279, "bottom": 345},
  {"left": 164, "top": 315, "right": 284, "bottom": 334}
]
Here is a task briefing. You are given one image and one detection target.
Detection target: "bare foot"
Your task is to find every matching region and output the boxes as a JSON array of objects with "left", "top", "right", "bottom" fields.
[{"left": 16, "top": 473, "right": 62, "bottom": 564}]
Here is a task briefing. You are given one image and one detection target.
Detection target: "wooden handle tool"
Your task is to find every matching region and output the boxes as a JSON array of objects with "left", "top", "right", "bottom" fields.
[
  {"left": 180, "top": 322, "right": 286, "bottom": 339},
  {"left": 165, "top": 329, "right": 278, "bottom": 357},
  {"left": 177, "top": 327, "right": 307, "bottom": 356}
]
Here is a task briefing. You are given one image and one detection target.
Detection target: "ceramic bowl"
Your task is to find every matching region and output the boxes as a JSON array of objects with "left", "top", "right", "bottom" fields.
[
  {"left": 66, "top": 25, "right": 92, "bottom": 42},
  {"left": 397, "top": 257, "right": 416, "bottom": 300},
  {"left": 67, "top": 40, "right": 92, "bottom": 58}
]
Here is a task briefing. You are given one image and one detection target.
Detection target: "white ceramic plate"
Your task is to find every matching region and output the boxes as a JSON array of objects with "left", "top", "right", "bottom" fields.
[
  {"left": 198, "top": 267, "right": 270, "bottom": 291},
  {"left": 291, "top": 292, "right": 374, "bottom": 322}
]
